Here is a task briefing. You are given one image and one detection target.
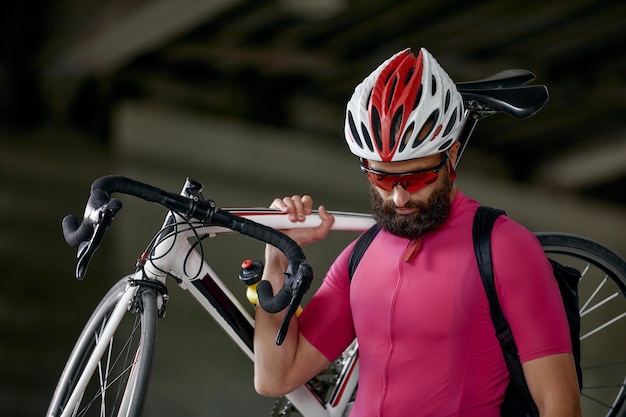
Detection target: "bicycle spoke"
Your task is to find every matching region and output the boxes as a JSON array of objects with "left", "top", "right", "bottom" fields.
[
  {"left": 580, "top": 391, "right": 616, "bottom": 411},
  {"left": 82, "top": 361, "right": 140, "bottom": 414},
  {"left": 71, "top": 311, "right": 143, "bottom": 417},
  {"left": 112, "top": 323, "right": 141, "bottom": 415},
  {"left": 583, "top": 361, "right": 626, "bottom": 371},
  {"left": 580, "top": 291, "right": 620, "bottom": 317},
  {"left": 580, "top": 274, "right": 610, "bottom": 315},
  {"left": 100, "top": 337, "right": 115, "bottom": 417},
  {"left": 584, "top": 385, "right": 626, "bottom": 391},
  {"left": 70, "top": 392, "right": 84, "bottom": 417},
  {"left": 581, "top": 312, "right": 626, "bottom": 341}
]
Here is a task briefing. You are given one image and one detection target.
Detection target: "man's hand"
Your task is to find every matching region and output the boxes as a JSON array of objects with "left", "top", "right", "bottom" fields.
[{"left": 270, "top": 195, "right": 335, "bottom": 247}]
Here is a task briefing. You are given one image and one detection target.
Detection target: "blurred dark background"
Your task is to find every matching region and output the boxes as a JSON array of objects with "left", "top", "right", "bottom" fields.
[{"left": 1, "top": 1, "right": 625, "bottom": 416}]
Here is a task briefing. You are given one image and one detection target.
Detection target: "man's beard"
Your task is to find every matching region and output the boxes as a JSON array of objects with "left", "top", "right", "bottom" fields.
[{"left": 370, "top": 174, "right": 453, "bottom": 240}]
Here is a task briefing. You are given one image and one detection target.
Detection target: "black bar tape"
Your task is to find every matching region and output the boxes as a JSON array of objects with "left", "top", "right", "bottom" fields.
[
  {"left": 61, "top": 215, "right": 90, "bottom": 247},
  {"left": 256, "top": 281, "right": 292, "bottom": 313}
]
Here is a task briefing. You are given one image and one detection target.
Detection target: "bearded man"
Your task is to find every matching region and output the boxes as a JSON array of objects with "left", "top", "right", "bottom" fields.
[{"left": 253, "top": 48, "right": 581, "bottom": 417}]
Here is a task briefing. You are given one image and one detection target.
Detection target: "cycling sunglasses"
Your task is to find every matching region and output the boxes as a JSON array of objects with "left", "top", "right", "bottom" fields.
[{"left": 359, "top": 153, "right": 455, "bottom": 192}]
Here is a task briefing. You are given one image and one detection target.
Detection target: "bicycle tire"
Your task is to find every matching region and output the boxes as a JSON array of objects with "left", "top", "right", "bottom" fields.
[
  {"left": 46, "top": 278, "right": 158, "bottom": 417},
  {"left": 537, "top": 232, "right": 626, "bottom": 417}
]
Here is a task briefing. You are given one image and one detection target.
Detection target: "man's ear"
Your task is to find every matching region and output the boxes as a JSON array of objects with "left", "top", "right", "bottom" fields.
[{"left": 448, "top": 141, "right": 461, "bottom": 166}]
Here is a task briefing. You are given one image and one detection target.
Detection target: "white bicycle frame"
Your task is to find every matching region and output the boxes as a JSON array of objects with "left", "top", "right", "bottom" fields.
[{"left": 61, "top": 188, "right": 375, "bottom": 417}]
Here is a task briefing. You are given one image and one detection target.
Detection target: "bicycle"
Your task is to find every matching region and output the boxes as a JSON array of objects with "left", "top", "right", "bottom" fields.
[{"left": 45, "top": 69, "right": 626, "bottom": 417}]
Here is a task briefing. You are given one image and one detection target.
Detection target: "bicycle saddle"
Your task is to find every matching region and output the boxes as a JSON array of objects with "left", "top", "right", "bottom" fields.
[{"left": 456, "top": 69, "right": 549, "bottom": 119}]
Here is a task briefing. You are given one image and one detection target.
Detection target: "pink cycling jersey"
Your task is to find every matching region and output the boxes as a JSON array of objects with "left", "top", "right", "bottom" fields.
[{"left": 298, "top": 192, "right": 571, "bottom": 417}]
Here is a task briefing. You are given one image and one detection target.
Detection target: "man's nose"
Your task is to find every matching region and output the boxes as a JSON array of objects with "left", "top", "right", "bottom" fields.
[{"left": 392, "top": 184, "right": 411, "bottom": 207}]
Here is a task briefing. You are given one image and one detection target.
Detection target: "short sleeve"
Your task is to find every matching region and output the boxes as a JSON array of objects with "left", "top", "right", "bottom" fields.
[
  {"left": 491, "top": 218, "right": 572, "bottom": 363},
  {"left": 298, "top": 242, "right": 357, "bottom": 362}
]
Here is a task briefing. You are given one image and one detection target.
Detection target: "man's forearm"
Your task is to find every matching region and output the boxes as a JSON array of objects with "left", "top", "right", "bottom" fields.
[{"left": 253, "top": 244, "right": 301, "bottom": 396}]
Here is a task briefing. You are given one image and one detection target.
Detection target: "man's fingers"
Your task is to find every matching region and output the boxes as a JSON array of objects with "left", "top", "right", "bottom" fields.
[
  {"left": 270, "top": 195, "right": 321, "bottom": 225},
  {"left": 288, "top": 195, "right": 305, "bottom": 221},
  {"left": 301, "top": 195, "right": 313, "bottom": 214},
  {"left": 315, "top": 205, "right": 335, "bottom": 235},
  {"left": 270, "top": 197, "right": 287, "bottom": 211}
]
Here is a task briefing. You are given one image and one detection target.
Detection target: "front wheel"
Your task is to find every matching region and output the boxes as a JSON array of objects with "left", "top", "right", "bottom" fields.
[{"left": 46, "top": 278, "right": 158, "bottom": 417}]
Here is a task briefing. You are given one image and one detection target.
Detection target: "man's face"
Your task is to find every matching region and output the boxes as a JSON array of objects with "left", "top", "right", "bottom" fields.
[{"left": 368, "top": 153, "right": 455, "bottom": 240}]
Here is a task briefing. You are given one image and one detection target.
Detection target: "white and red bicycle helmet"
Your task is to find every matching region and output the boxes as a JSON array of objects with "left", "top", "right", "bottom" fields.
[{"left": 345, "top": 47, "right": 466, "bottom": 162}]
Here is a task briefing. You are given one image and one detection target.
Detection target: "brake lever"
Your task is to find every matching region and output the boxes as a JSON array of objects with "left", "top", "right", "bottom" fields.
[
  {"left": 275, "top": 262, "right": 314, "bottom": 345},
  {"left": 75, "top": 205, "right": 118, "bottom": 280}
]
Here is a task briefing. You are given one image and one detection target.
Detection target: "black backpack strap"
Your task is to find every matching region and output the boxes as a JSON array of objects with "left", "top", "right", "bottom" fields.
[
  {"left": 473, "top": 207, "right": 509, "bottom": 337},
  {"left": 348, "top": 224, "right": 381, "bottom": 281},
  {"left": 473, "top": 206, "right": 539, "bottom": 417}
]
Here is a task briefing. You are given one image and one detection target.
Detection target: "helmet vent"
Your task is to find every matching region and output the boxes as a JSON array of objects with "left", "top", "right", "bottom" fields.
[
  {"left": 431, "top": 75, "right": 437, "bottom": 96},
  {"left": 413, "top": 85, "right": 423, "bottom": 111},
  {"left": 347, "top": 111, "right": 364, "bottom": 149},
  {"left": 413, "top": 109, "right": 439, "bottom": 148},
  {"left": 370, "top": 107, "right": 383, "bottom": 152},
  {"left": 366, "top": 87, "right": 373, "bottom": 109},
  {"left": 399, "top": 121, "right": 414, "bottom": 153},
  {"left": 444, "top": 90, "right": 451, "bottom": 112},
  {"left": 404, "top": 67, "right": 415, "bottom": 86},
  {"left": 384, "top": 70, "right": 395, "bottom": 86},
  {"left": 438, "top": 139, "right": 453, "bottom": 151},
  {"left": 389, "top": 105, "right": 403, "bottom": 152},
  {"left": 442, "top": 108, "right": 458, "bottom": 136},
  {"left": 360, "top": 123, "right": 374, "bottom": 152}
]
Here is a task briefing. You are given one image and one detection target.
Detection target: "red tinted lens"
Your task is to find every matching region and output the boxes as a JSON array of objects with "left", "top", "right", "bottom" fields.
[
  {"left": 366, "top": 171, "right": 440, "bottom": 192},
  {"left": 361, "top": 153, "right": 455, "bottom": 192}
]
